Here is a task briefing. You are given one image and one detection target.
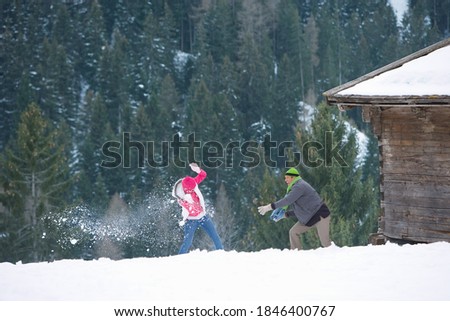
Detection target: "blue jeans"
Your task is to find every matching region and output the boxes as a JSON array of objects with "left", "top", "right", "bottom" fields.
[{"left": 178, "top": 215, "right": 223, "bottom": 254}]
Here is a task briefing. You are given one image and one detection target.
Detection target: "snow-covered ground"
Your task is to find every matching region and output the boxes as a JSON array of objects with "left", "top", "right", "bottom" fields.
[{"left": 1, "top": 241, "right": 449, "bottom": 320}]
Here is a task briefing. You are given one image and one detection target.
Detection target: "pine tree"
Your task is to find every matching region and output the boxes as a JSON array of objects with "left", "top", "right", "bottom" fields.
[
  {"left": 155, "top": 74, "right": 181, "bottom": 141},
  {"left": 78, "top": 92, "right": 126, "bottom": 204},
  {"left": 202, "top": 0, "right": 240, "bottom": 62},
  {"left": 51, "top": 3, "right": 80, "bottom": 101},
  {"left": 98, "top": 29, "right": 130, "bottom": 133},
  {"left": 236, "top": 0, "right": 275, "bottom": 137},
  {"left": 236, "top": 33, "right": 273, "bottom": 137},
  {"left": 127, "top": 103, "right": 154, "bottom": 198},
  {"left": 186, "top": 79, "right": 217, "bottom": 143},
  {"left": 303, "top": 15, "right": 320, "bottom": 105},
  {"left": 0, "top": 1, "right": 54, "bottom": 150},
  {"left": 79, "top": 0, "right": 107, "bottom": 88},
  {"left": 38, "top": 38, "right": 77, "bottom": 123},
  {"left": 217, "top": 55, "right": 240, "bottom": 111},
  {"left": 423, "top": 0, "right": 450, "bottom": 37},
  {"left": 91, "top": 173, "right": 109, "bottom": 213},
  {"left": 272, "top": 54, "right": 300, "bottom": 142},
  {"left": 362, "top": 1, "right": 399, "bottom": 69},
  {"left": 401, "top": 0, "right": 442, "bottom": 55},
  {"left": 0, "top": 103, "right": 70, "bottom": 262},
  {"left": 274, "top": 1, "right": 305, "bottom": 102}
]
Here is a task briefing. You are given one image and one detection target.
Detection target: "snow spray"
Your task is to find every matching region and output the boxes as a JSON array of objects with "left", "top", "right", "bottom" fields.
[{"left": 42, "top": 191, "right": 185, "bottom": 259}]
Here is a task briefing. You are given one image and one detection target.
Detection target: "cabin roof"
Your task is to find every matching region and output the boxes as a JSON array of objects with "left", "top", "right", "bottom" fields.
[{"left": 324, "top": 37, "right": 450, "bottom": 108}]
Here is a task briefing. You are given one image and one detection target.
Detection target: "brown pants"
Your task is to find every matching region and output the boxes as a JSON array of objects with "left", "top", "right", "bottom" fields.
[{"left": 289, "top": 215, "right": 331, "bottom": 250}]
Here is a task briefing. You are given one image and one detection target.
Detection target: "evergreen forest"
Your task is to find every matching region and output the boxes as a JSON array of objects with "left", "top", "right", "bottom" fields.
[{"left": 1, "top": 0, "right": 449, "bottom": 262}]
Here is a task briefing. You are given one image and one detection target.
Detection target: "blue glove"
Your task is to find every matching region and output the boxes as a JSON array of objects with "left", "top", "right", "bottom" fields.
[{"left": 270, "top": 208, "right": 286, "bottom": 222}]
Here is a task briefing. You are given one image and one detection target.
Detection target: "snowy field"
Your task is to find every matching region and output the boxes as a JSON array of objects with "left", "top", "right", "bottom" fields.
[{"left": 1, "top": 241, "right": 449, "bottom": 320}]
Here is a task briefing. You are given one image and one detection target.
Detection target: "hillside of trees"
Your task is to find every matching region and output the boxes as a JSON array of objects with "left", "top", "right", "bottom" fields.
[{"left": 1, "top": 0, "right": 448, "bottom": 262}]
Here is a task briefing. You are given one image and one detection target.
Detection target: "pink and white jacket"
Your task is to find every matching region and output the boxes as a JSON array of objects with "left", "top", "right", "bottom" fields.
[{"left": 172, "top": 169, "right": 207, "bottom": 222}]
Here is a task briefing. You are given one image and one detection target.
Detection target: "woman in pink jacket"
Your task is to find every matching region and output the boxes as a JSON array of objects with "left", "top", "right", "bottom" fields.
[{"left": 173, "top": 163, "right": 223, "bottom": 254}]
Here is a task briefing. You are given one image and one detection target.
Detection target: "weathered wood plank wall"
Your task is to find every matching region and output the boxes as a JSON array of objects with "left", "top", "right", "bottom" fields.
[{"left": 375, "top": 106, "right": 450, "bottom": 242}]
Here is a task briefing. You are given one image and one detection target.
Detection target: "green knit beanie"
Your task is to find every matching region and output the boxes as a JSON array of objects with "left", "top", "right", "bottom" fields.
[{"left": 285, "top": 168, "right": 300, "bottom": 177}]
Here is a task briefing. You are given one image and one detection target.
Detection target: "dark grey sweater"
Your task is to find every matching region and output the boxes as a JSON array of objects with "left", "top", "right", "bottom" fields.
[{"left": 272, "top": 179, "right": 323, "bottom": 225}]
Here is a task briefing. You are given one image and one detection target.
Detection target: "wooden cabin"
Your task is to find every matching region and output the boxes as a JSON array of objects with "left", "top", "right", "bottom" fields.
[{"left": 324, "top": 38, "right": 450, "bottom": 244}]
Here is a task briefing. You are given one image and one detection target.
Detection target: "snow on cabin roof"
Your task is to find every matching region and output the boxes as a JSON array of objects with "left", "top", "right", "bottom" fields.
[
  {"left": 339, "top": 45, "right": 450, "bottom": 96},
  {"left": 324, "top": 37, "right": 450, "bottom": 107}
]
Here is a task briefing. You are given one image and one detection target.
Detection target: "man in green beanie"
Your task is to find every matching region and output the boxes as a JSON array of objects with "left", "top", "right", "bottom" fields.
[{"left": 258, "top": 168, "right": 332, "bottom": 250}]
